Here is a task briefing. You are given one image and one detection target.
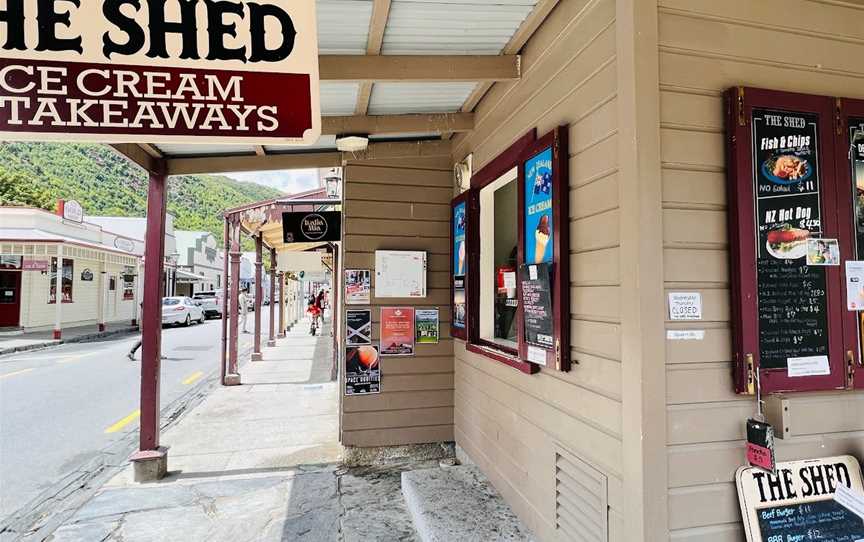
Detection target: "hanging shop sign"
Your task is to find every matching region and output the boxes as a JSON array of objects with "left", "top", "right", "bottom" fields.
[
  {"left": 21, "top": 259, "right": 49, "bottom": 271},
  {"left": 0, "top": 0, "right": 321, "bottom": 145},
  {"left": 415, "top": 309, "right": 439, "bottom": 344},
  {"left": 282, "top": 212, "right": 341, "bottom": 243},
  {"left": 736, "top": 455, "right": 864, "bottom": 542},
  {"left": 345, "top": 269, "right": 371, "bottom": 305},
  {"left": 380, "top": 307, "right": 415, "bottom": 356},
  {"left": 346, "top": 309, "right": 372, "bottom": 346},
  {"left": 345, "top": 345, "right": 380, "bottom": 395},
  {"left": 745, "top": 418, "right": 776, "bottom": 473},
  {"left": 524, "top": 148, "right": 554, "bottom": 265}
]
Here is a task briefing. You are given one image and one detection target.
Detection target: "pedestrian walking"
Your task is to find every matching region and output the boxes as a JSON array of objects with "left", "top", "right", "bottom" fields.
[{"left": 239, "top": 288, "right": 249, "bottom": 333}]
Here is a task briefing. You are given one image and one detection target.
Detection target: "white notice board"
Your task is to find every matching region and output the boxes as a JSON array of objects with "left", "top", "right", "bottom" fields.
[{"left": 375, "top": 251, "right": 427, "bottom": 298}]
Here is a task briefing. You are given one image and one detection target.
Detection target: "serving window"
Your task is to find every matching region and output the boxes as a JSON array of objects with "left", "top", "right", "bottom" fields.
[
  {"left": 726, "top": 87, "right": 864, "bottom": 394},
  {"left": 455, "top": 126, "right": 570, "bottom": 374}
]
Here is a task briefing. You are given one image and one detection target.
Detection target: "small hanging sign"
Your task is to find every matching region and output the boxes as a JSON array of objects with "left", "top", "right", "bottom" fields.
[{"left": 745, "top": 418, "right": 776, "bottom": 474}]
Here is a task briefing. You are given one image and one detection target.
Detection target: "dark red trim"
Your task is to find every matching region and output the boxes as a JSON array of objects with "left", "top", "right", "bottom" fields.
[
  {"left": 466, "top": 342, "right": 538, "bottom": 374},
  {"left": 837, "top": 97, "right": 864, "bottom": 389},
  {"left": 516, "top": 126, "right": 571, "bottom": 372},
  {"left": 471, "top": 129, "right": 537, "bottom": 190},
  {"left": 726, "top": 87, "right": 846, "bottom": 393},
  {"left": 451, "top": 190, "right": 471, "bottom": 341}
]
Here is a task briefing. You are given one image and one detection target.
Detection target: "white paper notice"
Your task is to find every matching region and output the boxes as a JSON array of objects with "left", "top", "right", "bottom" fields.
[
  {"left": 666, "top": 330, "right": 706, "bottom": 341},
  {"left": 834, "top": 483, "right": 864, "bottom": 521},
  {"left": 526, "top": 345, "right": 547, "bottom": 366},
  {"left": 503, "top": 272, "right": 517, "bottom": 290},
  {"left": 528, "top": 265, "right": 538, "bottom": 281},
  {"left": 787, "top": 355, "right": 831, "bottom": 377},
  {"left": 668, "top": 292, "right": 702, "bottom": 321},
  {"left": 846, "top": 261, "right": 864, "bottom": 310}
]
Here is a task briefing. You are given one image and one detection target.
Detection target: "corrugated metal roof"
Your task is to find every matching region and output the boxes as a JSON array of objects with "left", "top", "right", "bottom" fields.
[
  {"left": 382, "top": 0, "right": 538, "bottom": 54},
  {"left": 317, "top": 0, "right": 374, "bottom": 54},
  {"left": 368, "top": 83, "right": 477, "bottom": 114},
  {"left": 321, "top": 83, "right": 361, "bottom": 116}
]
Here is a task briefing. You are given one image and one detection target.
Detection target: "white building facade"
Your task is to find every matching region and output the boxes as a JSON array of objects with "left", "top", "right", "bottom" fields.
[{"left": 174, "top": 231, "right": 224, "bottom": 297}]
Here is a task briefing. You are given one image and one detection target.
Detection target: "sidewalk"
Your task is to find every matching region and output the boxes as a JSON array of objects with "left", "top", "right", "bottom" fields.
[
  {"left": 0, "top": 323, "right": 139, "bottom": 357},
  {"left": 49, "top": 316, "right": 425, "bottom": 542}
]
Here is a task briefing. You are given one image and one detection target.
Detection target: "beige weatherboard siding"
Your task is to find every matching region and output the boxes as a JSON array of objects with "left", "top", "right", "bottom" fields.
[
  {"left": 658, "top": 0, "right": 864, "bottom": 541},
  {"left": 451, "top": 0, "right": 628, "bottom": 539},
  {"left": 340, "top": 158, "right": 455, "bottom": 447}
]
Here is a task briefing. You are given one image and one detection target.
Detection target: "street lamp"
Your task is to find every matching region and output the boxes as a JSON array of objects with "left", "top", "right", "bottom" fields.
[{"left": 325, "top": 172, "right": 341, "bottom": 199}]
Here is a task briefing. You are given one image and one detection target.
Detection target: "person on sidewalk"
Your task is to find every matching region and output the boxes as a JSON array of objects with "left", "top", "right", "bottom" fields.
[{"left": 239, "top": 287, "right": 249, "bottom": 334}]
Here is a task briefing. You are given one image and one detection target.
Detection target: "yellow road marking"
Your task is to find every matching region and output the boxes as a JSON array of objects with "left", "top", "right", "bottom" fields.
[
  {"left": 0, "top": 368, "right": 34, "bottom": 380},
  {"left": 182, "top": 371, "right": 203, "bottom": 385},
  {"left": 104, "top": 410, "right": 140, "bottom": 434},
  {"left": 57, "top": 354, "right": 89, "bottom": 364}
]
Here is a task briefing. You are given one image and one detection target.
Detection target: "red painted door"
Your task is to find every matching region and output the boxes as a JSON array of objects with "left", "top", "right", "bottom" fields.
[{"left": 0, "top": 271, "right": 21, "bottom": 328}]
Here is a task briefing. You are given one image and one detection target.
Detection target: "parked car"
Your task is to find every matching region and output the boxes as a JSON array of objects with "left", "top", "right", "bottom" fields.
[
  {"left": 162, "top": 297, "right": 205, "bottom": 326},
  {"left": 193, "top": 290, "right": 223, "bottom": 319}
]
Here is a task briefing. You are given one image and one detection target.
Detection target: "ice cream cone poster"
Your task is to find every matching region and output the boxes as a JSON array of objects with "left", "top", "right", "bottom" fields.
[
  {"left": 524, "top": 147, "right": 554, "bottom": 265},
  {"left": 345, "top": 346, "right": 381, "bottom": 395},
  {"left": 380, "top": 307, "right": 415, "bottom": 356},
  {"left": 453, "top": 201, "right": 467, "bottom": 278}
]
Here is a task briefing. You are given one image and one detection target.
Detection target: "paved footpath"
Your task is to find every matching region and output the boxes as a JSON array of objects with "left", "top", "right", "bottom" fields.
[{"left": 47, "top": 317, "right": 426, "bottom": 542}]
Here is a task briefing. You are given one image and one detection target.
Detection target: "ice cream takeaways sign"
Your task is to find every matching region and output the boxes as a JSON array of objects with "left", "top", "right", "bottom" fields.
[
  {"left": 525, "top": 147, "right": 553, "bottom": 265},
  {"left": 0, "top": 0, "right": 320, "bottom": 145}
]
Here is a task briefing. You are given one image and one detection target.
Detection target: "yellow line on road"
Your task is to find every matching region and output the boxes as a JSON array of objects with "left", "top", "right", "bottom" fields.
[
  {"left": 56, "top": 354, "right": 89, "bottom": 364},
  {"left": 182, "top": 371, "right": 203, "bottom": 385},
  {"left": 0, "top": 368, "right": 34, "bottom": 380},
  {"left": 104, "top": 410, "right": 140, "bottom": 434}
]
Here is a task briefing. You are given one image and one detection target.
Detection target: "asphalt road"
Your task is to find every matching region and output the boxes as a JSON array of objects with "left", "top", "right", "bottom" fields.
[{"left": 0, "top": 311, "right": 268, "bottom": 522}]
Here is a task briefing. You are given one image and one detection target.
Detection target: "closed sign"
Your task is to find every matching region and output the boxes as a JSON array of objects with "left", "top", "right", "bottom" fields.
[{"left": 668, "top": 292, "right": 702, "bottom": 321}]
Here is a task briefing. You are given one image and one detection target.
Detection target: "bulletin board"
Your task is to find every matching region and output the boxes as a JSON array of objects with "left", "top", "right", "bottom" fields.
[{"left": 374, "top": 251, "right": 427, "bottom": 298}]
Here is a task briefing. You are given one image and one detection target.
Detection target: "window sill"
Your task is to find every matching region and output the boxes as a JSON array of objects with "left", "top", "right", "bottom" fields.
[{"left": 466, "top": 342, "right": 538, "bottom": 375}]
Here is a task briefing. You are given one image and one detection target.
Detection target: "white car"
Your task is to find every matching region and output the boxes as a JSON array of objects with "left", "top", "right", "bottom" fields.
[{"left": 161, "top": 297, "right": 205, "bottom": 327}]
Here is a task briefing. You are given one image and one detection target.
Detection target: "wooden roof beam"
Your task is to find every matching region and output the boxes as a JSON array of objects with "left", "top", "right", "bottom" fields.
[
  {"left": 322, "top": 113, "right": 474, "bottom": 135},
  {"left": 320, "top": 55, "right": 520, "bottom": 82},
  {"left": 355, "top": 0, "right": 393, "bottom": 115},
  {"left": 165, "top": 140, "right": 451, "bottom": 175}
]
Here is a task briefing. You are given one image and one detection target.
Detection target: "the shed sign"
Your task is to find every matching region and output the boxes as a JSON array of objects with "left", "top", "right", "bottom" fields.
[{"left": 0, "top": 0, "right": 320, "bottom": 145}]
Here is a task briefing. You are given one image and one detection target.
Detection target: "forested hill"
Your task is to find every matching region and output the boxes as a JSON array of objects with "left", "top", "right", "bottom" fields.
[{"left": 0, "top": 142, "right": 283, "bottom": 240}]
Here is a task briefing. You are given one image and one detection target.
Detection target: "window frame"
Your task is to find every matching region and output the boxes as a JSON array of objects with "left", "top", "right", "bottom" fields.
[
  {"left": 49, "top": 257, "right": 74, "bottom": 304},
  {"left": 726, "top": 86, "right": 849, "bottom": 394},
  {"left": 837, "top": 97, "right": 864, "bottom": 390}
]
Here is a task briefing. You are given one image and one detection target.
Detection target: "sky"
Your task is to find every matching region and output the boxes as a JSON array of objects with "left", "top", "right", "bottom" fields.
[{"left": 226, "top": 169, "right": 321, "bottom": 195}]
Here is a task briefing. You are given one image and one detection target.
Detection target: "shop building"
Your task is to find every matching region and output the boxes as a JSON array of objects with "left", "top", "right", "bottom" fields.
[
  {"left": 174, "top": 231, "right": 224, "bottom": 297},
  {"left": 0, "top": 205, "right": 140, "bottom": 335}
]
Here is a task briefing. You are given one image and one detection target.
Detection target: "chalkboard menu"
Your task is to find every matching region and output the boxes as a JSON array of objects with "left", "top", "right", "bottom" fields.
[
  {"left": 737, "top": 455, "right": 864, "bottom": 542},
  {"left": 758, "top": 500, "right": 864, "bottom": 541},
  {"left": 520, "top": 263, "right": 553, "bottom": 349},
  {"left": 752, "top": 108, "right": 829, "bottom": 370}
]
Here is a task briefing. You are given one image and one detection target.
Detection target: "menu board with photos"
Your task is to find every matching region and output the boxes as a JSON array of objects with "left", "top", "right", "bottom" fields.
[{"left": 752, "top": 108, "right": 830, "bottom": 370}]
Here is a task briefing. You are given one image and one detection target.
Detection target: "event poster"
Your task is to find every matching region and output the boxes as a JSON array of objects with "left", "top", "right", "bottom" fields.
[
  {"left": 345, "top": 269, "right": 371, "bottom": 305},
  {"left": 415, "top": 309, "right": 440, "bottom": 344},
  {"left": 453, "top": 288, "right": 466, "bottom": 330},
  {"left": 380, "top": 307, "right": 415, "bottom": 356},
  {"left": 524, "top": 147, "right": 554, "bottom": 265},
  {"left": 346, "top": 309, "right": 372, "bottom": 346},
  {"left": 751, "top": 108, "right": 829, "bottom": 370},
  {"left": 345, "top": 346, "right": 380, "bottom": 395},
  {"left": 852, "top": 118, "right": 864, "bottom": 259},
  {"left": 453, "top": 202, "right": 467, "bottom": 277}
]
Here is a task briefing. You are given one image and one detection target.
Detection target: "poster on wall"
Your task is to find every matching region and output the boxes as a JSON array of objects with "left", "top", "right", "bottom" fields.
[
  {"left": 346, "top": 309, "right": 372, "bottom": 346},
  {"left": 524, "top": 147, "right": 554, "bottom": 265},
  {"left": 380, "top": 307, "right": 415, "bottom": 356},
  {"left": 751, "top": 108, "right": 829, "bottom": 372},
  {"left": 345, "top": 346, "right": 380, "bottom": 395},
  {"left": 0, "top": 0, "right": 321, "bottom": 145},
  {"left": 345, "top": 269, "right": 371, "bottom": 305},
  {"left": 454, "top": 288, "right": 466, "bottom": 330},
  {"left": 415, "top": 309, "right": 440, "bottom": 344},
  {"left": 375, "top": 251, "right": 427, "bottom": 298},
  {"left": 519, "top": 263, "right": 553, "bottom": 350},
  {"left": 736, "top": 455, "right": 864, "bottom": 542},
  {"left": 453, "top": 201, "right": 467, "bottom": 279}
]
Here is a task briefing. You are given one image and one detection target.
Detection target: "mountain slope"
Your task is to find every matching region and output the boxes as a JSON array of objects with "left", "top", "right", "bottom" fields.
[{"left": 0, "top": 143, "right": 283, "bottom": 239}]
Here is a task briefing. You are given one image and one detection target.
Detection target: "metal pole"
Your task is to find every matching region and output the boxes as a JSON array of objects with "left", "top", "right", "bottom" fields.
[
  {"left": 130, "top": 165, "right": 168, "bottom": 481},
  {"left": 226, "top": 222, "right": 241, "bottom": 385},
  {"left": 278, "top": 272, "right": 285, "bottom": 338},
  {"left": 220, "top": 219, "right": 229, "bottom": 385},
  {"left": 268, "top": 248, "right": 277, "bottom": 347},
  {"left": 252, "top": 235, "right": 263, "bottom": 361}
]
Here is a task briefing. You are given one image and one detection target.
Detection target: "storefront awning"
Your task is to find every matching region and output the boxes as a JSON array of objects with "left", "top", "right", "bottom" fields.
[{"left": 174, "top": 269, "right": 205, "bottom": 283}]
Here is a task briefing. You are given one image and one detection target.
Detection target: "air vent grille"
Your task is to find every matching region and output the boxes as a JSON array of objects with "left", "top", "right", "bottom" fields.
[{"left": 555, "top": 448, "right": 608, "bottom": 542}]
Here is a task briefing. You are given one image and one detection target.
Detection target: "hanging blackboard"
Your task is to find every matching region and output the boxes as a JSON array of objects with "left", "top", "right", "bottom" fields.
[
  {"left": 752, "top": 108, "right": 829, "bottom": 370},
  {"left": 519, "top": 263, "right": 553, "bottom": 349},
  {"left": 736, "top": 455, "right": 864, "bottom": 542}
]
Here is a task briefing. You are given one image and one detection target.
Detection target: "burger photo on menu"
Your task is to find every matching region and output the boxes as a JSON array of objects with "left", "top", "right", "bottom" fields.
[{"left": 766, "top": 224, "right": 810, "bottom": 260}]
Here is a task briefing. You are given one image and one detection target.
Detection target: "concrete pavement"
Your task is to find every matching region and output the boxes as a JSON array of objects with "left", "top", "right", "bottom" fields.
[
  {"left": 48, "top": 316, "right": 427, "bottom": 542},
  {"left": 0, "top": 314, "right": 262, "bottom": 527}
]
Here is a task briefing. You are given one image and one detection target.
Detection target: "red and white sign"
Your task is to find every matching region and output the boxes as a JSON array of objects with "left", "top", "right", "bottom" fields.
[
  {"left": 22, "top": 259, "right": 49, "bottom": 271},
  {"left": 380, "top": 307, "right": 415, "bottom": 356},
  {"left": 0, "top": 1, "right": 320, "bottom": 145}
]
